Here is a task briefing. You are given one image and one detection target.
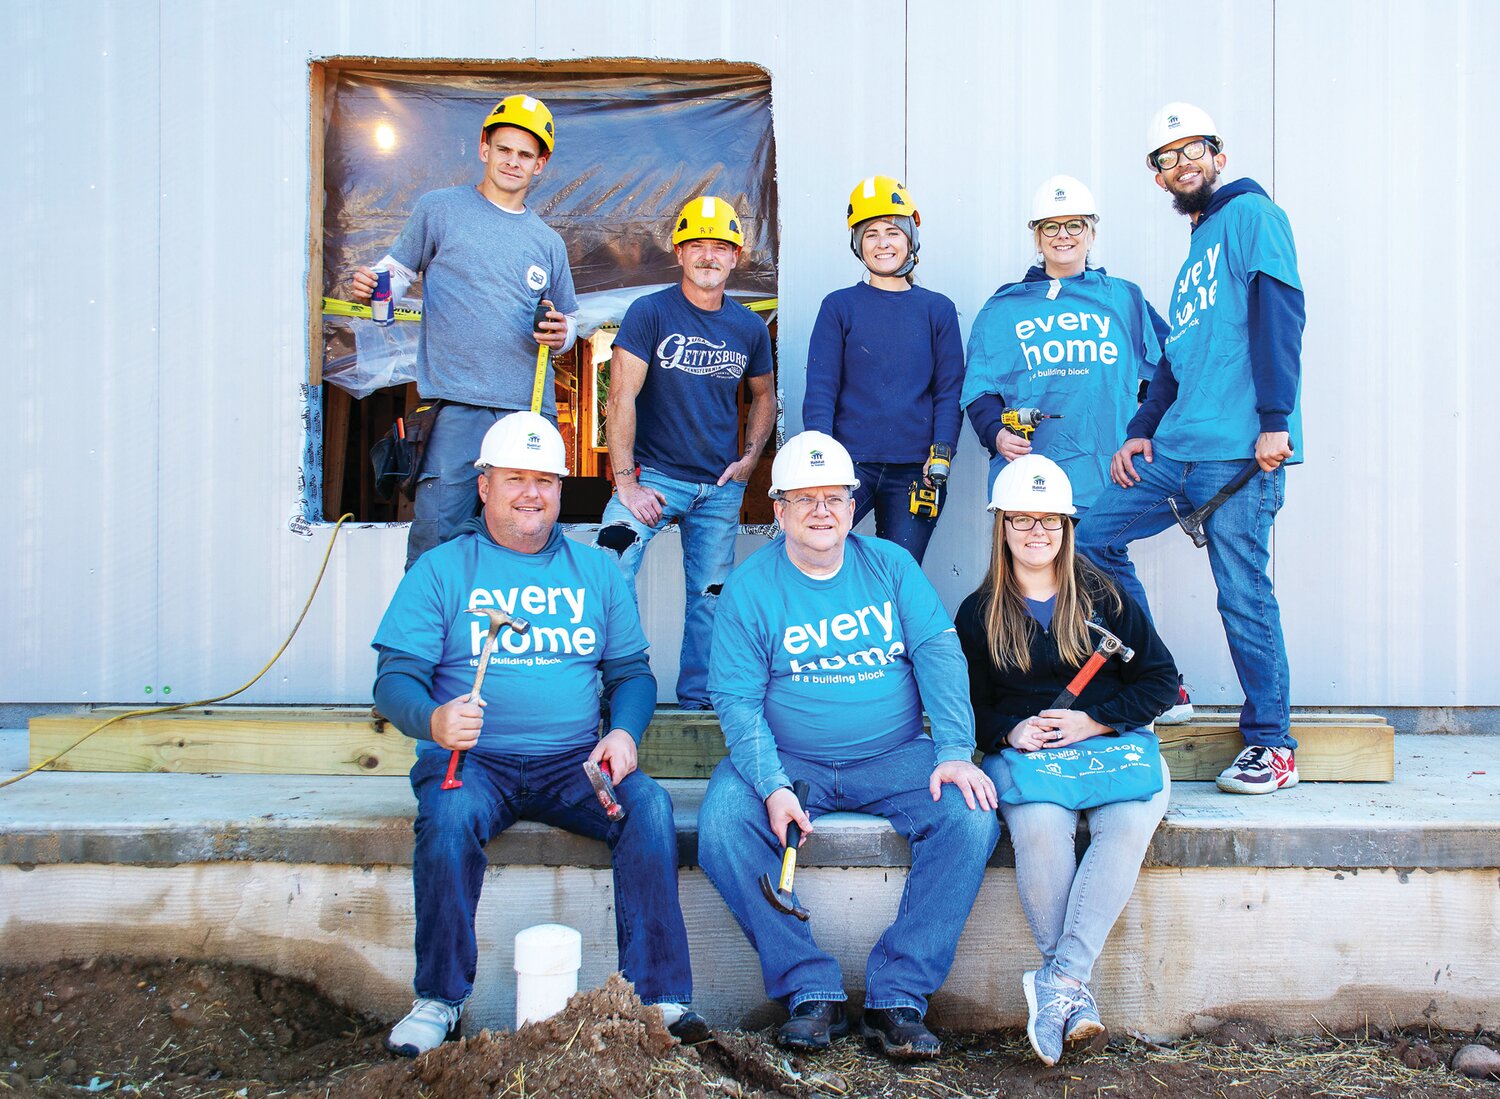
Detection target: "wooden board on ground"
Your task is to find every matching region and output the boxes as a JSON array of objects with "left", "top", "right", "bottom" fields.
[
  {"left": 29, "top": 707, "right": 416, "bottom": 777},
  {"left": 29, "top": 707, "right": 1395, "bottom": 782}
]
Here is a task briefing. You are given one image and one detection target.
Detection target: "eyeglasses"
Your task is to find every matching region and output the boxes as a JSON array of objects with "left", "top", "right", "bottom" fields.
[
  {"left": 783, "top": 493, "right": 852, "bottom": 513},
  {"left": 1037, "top": 218, "right": 1091, "bottom": 238},
  {"left": 1004, "top": 514, "right": 1066, "bottom": 531},
  {"left": 1151, "top": 139, "right": 1218, "bottom": 172}
]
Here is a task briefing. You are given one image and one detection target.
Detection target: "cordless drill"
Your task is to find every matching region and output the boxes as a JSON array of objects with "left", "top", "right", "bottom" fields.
[
  {"left": 908, "top": 442, "right": 953, "bottom": 520},
  {"left": 1001, "top": 407, "right": 1063, "bottom": 440}
]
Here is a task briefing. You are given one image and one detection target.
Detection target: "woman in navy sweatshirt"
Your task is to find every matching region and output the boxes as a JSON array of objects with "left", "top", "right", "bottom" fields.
[
  {"left": 955, "top": 455, "right": 1177, "bottom": 1067},
  {"left": 801, "top": 175, "right": 964, "bottom": 565}
]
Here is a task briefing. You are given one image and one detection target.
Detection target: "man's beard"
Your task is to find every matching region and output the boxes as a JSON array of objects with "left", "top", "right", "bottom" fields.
[{"left": 1170, "top": 168, "right": 1217, "bottom": 217}]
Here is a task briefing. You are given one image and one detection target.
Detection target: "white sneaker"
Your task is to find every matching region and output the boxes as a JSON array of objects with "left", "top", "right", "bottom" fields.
[
  {"left": 1156, "top": 675, "right": 1194, "bottom": 724},
  {"left": 386, "top": 998, "right": 462, "bottom": 1057}
]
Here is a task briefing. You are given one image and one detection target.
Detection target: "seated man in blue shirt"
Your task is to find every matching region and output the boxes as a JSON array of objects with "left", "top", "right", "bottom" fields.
[
  {"left": 371, "top": 412, "right": 706, "bottom": 1056},
  {"left": 699, "top": 431, "right": 1000, "bottom": 1061}
]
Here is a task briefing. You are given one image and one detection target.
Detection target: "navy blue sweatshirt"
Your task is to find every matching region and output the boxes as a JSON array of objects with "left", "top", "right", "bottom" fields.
[{"left": 802, "top": 281, "right": 965, "bottom": 463}]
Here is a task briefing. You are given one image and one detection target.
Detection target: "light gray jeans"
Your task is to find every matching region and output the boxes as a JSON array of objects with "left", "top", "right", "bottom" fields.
[{"left": 983, "top": 747, "right": 1170, "bottom": 984}]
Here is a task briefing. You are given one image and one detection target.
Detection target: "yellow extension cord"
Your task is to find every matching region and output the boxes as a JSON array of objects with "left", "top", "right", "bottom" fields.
[{"left": 0, "top": 513, "right": 356, "bottom": 790}]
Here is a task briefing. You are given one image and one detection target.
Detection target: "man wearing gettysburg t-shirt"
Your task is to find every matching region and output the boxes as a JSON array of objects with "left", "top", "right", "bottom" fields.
[
  {"left": 1076, "top": 103, "right": 1307, "bottom": 796},
  {"left": 370, "top": 412, "right": 707, "bottom": 1057},
  {"left": 596, "top": 197, "right": 776, "bottom": 710},
  {"left": 698, "top": 431, "right": 1000, "bottom": 1062}
]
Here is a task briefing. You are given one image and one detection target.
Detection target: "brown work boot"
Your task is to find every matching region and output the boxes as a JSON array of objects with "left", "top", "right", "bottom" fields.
[
  {"left": 776, "top": 1000, "right": 849, "bottom": 1051},
  {"left": 859, "top": 1006, "right": 942, "bottom": 1060}
]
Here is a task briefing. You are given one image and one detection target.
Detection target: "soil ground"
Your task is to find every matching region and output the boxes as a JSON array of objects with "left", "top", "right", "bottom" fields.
[{"left": 1, "top": 958, "right": 1496, "bottom": 1098}]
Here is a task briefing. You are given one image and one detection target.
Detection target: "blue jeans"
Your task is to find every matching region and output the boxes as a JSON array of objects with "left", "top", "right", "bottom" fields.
[
  {"left": 697, "top": 739, "right": 999, "bottom": 1013},
  {"left": 408, "top": 403, "right": 547, "bottom": 570},
  {"left": 597, "top": 467, "right": 746, "bottom": 708},
  {"left": 1074, "top": 455, "right": 1294, "bottom": 749},
  {"left": 409, "top": 746, "right": 693, "bottom": 1007},
  {"left": 982, "top": 749, "right": 1169, "bottom": 985},
  {"left": 852, "top": 461, "right": 938, "bottom": 564}
]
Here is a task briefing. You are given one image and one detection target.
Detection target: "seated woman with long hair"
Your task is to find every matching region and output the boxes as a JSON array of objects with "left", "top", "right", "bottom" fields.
[{"left": 955, "top": 455, "right": 1178, "bottom": 1066}]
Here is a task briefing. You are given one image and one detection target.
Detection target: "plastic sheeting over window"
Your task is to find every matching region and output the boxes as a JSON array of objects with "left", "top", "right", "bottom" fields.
[{"left": 318, "top": 66, "right": 778, "bottom": 397}]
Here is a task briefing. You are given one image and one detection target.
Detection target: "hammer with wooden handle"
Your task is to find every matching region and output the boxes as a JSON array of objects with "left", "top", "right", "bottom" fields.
[{"left": 441, "top": 607, "right": 532, "bottom": 791}]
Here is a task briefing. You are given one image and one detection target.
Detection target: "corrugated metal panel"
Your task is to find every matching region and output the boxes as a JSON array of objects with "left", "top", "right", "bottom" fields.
[
  {"left": 1274, "top": 0, "right": 1500, "bottom": 705},
  {"left": 6, "top": 1, "right": 1497, "bottom": 707},
  {"left": 6, "top": 2, "right": 162, "bottom": 701}
]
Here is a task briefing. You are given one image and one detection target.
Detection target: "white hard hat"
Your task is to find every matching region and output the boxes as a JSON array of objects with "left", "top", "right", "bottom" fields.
[
  {"left": 769, "top": 431, "right": 860, "bottom": 496},
  {"left": 989, "top": 454, "right": 1076, "bottom": 515},
  {"left": 473, "top": 411, "right": 569, "bottom": 476},
  {"left": 1146, "top": 102, "right": 1222, "bottom": 163},
  {"left": 1029, "top": 175, "right": 1098, "bottom": 225}
]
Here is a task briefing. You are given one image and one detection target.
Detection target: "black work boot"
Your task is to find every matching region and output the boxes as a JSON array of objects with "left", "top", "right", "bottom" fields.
[
  {"left": 776, "top": 1000, "right": 849, "bottom": 1051},
  {"left": 860, "top": 1006, "right": 942, "bottom": 1060}
]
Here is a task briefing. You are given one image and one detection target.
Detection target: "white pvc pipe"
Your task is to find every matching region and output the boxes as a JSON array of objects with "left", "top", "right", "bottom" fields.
[{"left": 514, "top": 922, "right": 582, "bottom": 1027}]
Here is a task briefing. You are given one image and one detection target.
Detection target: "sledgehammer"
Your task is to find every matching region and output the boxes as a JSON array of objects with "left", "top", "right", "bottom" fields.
[
  {"left": 759, "top": 779, "right": 812, "bottom": 921},
  {"left": 1169, "top": 458, "right": 1261, "bottom": 548},
  {"left": 441, "top": 607, "right": 532, "bottom": 791}
]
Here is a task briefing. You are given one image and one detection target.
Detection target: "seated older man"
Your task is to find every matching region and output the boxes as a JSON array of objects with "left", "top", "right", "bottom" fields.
[
  {"left": 371, "top": 412, "right": 706, "bottom": 1056},
  {"left": 698, "top": 431, "right": 999, "bottom": 1061}
]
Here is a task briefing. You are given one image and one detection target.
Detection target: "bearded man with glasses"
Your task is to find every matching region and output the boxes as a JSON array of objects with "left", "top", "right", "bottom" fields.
[
  {"left": 697, "top": 431, "right": 999, "bottom": 1062},
  {"left": 1075, "top": 102, "right": 1307, "bottom": 796}
]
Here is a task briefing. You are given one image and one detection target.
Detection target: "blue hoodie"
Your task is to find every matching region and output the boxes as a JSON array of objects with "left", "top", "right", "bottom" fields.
[{"left": 1128, "top": 178, "right": 1306, "bottom": 463}]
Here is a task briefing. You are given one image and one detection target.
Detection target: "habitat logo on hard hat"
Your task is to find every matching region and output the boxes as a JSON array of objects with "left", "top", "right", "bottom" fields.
[
  {"left": 1053, "top": 188, "right": 1066, "bottom": 202},
  {"left": 525, "top": 432, "right": 541, "bottom": 450},
  {"left": 1031, "top": 475, "right": 1047, "bottom": 492},
  {"left": 1166, "top": 113, "right": 1181, "bottom": 130},
  {"left": 809, "top": 449, "right": 826, "bottom": 467}
]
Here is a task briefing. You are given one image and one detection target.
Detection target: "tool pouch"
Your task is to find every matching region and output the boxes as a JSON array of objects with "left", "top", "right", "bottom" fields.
[
  {"left": 999, "top": 730, "right": 1164, "bottom": 810},
  {"left": 370, "top": 400, "right": 442, "bottom": 502}
]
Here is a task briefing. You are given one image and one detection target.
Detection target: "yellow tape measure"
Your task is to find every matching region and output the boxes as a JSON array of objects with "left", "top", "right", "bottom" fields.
[{"left": 322, "top": 296, "right": 422, "bottom": 323}]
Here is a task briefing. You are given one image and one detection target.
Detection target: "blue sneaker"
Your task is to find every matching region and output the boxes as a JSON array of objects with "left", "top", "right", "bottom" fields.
[
  {"left": 1022, "top": 968, "right": 1098, "bottom": 1066},
  {"left": 1063, "top": 983, "right": 1105, "bottom": 1043}
]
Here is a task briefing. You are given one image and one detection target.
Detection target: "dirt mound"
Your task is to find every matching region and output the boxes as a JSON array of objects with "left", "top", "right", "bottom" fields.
[
  {"left": 0, "top": 955, "right": 384, "bottom": 1097},
  {"left": 320, "top": 974, "right": 787, "bottom": 1099}
]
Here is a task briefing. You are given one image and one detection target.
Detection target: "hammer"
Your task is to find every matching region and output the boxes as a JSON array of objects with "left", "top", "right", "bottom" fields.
[
  {"left": 441, "top": 607, "right": 532, "bottom": 791},
  {"left": 1047, "top": 620, "right": 1135, "bottom": 711},
  {"left": 1169, "top": 458, "right": 1260, "bottom": 548},
  {"left": 759, "top": 779, "right": 812, "bottom": 921}
]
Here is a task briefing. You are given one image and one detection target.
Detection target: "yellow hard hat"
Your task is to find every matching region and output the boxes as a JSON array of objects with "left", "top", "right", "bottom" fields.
[
  {"left": 846, "top": 175, "right": 921, "bottom": 229},
  {"left": 671, "top": 196, "right": 745, "bottom": 248},
  {"left": 483, "top": 94, "right": 555, "bottom": 154}
]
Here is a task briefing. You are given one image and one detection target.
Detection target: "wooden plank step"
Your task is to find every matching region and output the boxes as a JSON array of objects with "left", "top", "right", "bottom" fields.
[{"left": 29, "top": 707, "right": 1395, "bottom": 782}]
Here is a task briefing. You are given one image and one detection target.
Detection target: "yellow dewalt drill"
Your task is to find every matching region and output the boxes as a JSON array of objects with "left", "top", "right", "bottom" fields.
[
  {"left": 908, "top": 443, "right": 953, "bottom": 519},
  {"left": 1001, "top": 407, "right": 1064, "bottom": 440}
]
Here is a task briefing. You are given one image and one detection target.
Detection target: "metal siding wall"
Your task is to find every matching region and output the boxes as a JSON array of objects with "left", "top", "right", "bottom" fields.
[
  {"left": 6, "top": 1, "right": 1495, "bottom": 707},
  {"left": 908, "top": 1, "right": 1278, "bottom": 707},
  {"left": 1275, "top": 0, "right": 1500, "bottom": 705},
  {"left": 6, "top": 2, "right": 162, "bottom": 701}
]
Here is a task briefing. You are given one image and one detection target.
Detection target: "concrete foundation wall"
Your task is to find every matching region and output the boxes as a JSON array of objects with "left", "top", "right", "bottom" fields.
[{"left": 4, "top": 862, "right": 1494, "bottom": 1039}]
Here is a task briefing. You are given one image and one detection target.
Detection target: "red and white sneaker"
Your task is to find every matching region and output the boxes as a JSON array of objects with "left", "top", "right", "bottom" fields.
[
  {"left": 1216, "top": 745, "right": 1298, "bottom": 794},
  {"left": 1156, "top": 675, "right": 1194, "bottom": 724}
]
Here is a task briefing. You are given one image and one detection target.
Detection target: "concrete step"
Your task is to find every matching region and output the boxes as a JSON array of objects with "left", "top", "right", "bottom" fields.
[
  {"left": 0, "top": 731, "right": 1493, "bottom": 1040},
  {"left": 28, "top": 706, "right": 1396, "bottom": 781}
]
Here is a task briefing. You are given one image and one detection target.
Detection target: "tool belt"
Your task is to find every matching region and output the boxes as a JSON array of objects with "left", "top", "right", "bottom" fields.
[{"left": 370, "top": 400, "right": 443, "bottom": 502}]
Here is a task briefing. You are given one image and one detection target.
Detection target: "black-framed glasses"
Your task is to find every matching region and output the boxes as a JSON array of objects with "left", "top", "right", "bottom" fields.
[
  {"left": 1037, "top": 218, "right": 1090, "bottom": 238},
  {"left": 1004, "top": 514, "right": 1066, "bottom": 531},
  {"left": 1151, "top": 139, "right": 1218, "bottom": 171}
]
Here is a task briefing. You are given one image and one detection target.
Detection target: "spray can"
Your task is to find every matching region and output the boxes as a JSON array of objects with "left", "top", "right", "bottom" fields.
[{"left": 371, "top": 269, "right": 394, "bottom": 327}]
